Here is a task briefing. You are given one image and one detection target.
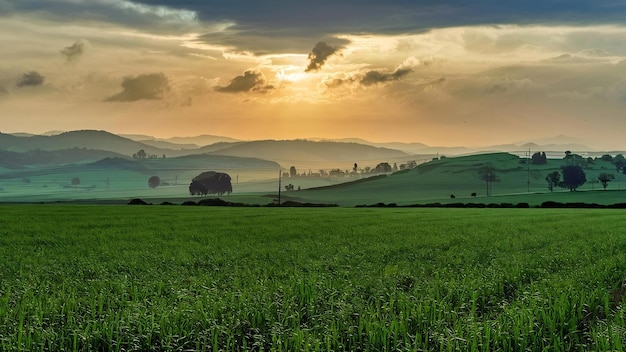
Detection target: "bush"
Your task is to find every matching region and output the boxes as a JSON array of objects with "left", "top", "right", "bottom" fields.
[{"left": 128, "top": 198, "right": 148, "bottom": 205}]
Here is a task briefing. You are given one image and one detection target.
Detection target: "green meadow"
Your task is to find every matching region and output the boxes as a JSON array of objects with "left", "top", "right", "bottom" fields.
[
  {"left": 2, "top": 152, "right": 625, "bottom": 207},
  {"left": 1, "top": 205, "right": 626, "bottom": 351}
]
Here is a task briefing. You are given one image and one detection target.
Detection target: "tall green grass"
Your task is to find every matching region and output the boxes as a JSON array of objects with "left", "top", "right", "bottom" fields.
[{"left": 1, "top": 205, "right": 625, "bottom": 351}]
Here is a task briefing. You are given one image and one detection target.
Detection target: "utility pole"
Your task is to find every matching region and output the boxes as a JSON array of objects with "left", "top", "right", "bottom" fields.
[
  {"left": 527, "top": 148, "right": 530, "bottom": 193},
  {"left": 277, "top": 170, "right": 282, "bottom": 205}
]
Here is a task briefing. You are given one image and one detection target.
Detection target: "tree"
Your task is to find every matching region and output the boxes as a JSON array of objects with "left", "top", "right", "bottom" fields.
[
  {"left": 531, "top": 152, "right": 547, "bottom": 165},
  {"left": 545, "top": 171, "right": 560, "bottom": 192},
  {"left": 132, "top": 149, "right": 147, "bottom": 160},
  {"left": 563, "top": 151, "right": 586, "bottom": 168},
  {"left": 600, "top": 154, "right": 613, "bottom": 162},
  {"left": 478, "top": 165, "right": 499, "bottom": 196},
  {"left": 353, "top": 163, "right": 358, "bottom": 173},
  {"left": 289, "top": 166, "right": 297, "bottom": 178},
  {"left": 148, "top": 176, "right": 160, "bottom": 188},
  {"left": 597, "top": 173, "right": 615, "bottom": 190},
  {"left": 374, "top": 162, "right": 392, "bottom": 174},
  {"left": 189, "top": 171, "right": 232, "bottom": 196},
  {"left": 613, "top": 154, "right": 625, "bottom": 172},
  {"left": 561, "top": 165, "right": 586, "bottom": 191}
]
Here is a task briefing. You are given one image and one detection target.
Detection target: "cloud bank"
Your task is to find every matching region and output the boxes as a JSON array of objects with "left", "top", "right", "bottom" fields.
[{"left": 360, "top": 67, "right": 412, "bottom": 86}]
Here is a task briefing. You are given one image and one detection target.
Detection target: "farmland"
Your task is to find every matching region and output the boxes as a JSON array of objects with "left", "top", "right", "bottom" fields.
[{"left": 1, "top": 205, "right": 626, "bottom": 351}]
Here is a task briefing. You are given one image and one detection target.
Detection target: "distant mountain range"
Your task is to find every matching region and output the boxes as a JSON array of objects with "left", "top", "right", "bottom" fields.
[
  {"left": 120, "top": 134, "right": 241, "bottom": 148},
  {"left": 0, "top": 129, "right": 614, "bottom": 171},
  {"left": 0, "top": 130, "right": 413, "bottom": 169}
]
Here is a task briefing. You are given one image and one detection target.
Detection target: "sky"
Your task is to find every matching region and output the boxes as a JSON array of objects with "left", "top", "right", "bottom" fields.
[{"left": 2, "top": 1, "right": 626, "bottom": 149}]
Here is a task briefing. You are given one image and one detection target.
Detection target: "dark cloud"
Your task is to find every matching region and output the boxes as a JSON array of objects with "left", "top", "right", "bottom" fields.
[
  {"left": 10, "top": 1, "right": 626, "bottom": 54},
  {"left": 360, "top": 67, "right": 412, "bottom": 86},
  {"left": 323, "top": 67, "right": 412, "bottom": 88},
  {"left": 133, "top": 1, "right": 626, "bottom": 48},
  {"left": 16, "top": 71, "right": 45, "bottom": 87},
  {"left": 60, "top": 40, "right": 86, "bottom": 62},
  {"left": 305, "top": 42, "right": 341, "bottom": 72},
  {"left": 215, "top": 70, "right": 274, "bottom": 93},
  {"left": 106, "top": 73, "right": 170, "bottom": 102},
  {"left": 324, "top": 77, "right": 354, "bottom": 88}
]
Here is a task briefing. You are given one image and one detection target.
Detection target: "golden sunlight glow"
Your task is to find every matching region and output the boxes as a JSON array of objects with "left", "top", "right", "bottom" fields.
[{"left": 276, "top": 69, "right": 307, "bottom": 83}]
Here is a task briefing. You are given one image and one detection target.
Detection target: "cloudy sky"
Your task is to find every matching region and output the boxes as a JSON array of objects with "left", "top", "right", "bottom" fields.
[{"left": 2, "top": 1, "right": 626, "bottom": 148}]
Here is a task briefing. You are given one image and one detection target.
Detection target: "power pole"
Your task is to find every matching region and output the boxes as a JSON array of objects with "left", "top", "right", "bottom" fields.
[
  {"left": 527, "top": 148, "right": 530, "bottom": 193},
  {"left": 277, "top": 170, "right": 282, "bottom": 205}
]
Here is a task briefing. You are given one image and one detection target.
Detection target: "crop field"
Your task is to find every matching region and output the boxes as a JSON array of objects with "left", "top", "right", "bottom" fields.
[{"left": 1, "top": 206, "right": 626, "bottom": 351}]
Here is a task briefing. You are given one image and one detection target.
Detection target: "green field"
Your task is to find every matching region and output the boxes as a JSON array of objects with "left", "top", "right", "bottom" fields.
[
  {"left": 2, "top": 152, "right": 625, "bottom": 207},
  {"left": 287, "top": 153, "right": 626, "bottom": 207},
  {"left": 1, "top": 205, "right": 626, "bottom": 351}
]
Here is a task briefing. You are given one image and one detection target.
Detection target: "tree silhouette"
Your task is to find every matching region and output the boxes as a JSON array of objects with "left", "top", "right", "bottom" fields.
[
  {"left": 561, "top": 165, "right": 586, "bottom": 191},
  {"left": 148, "top": 176, "right": 160, "bottom": 188},
  {"left": 613, "top": 154, "right": 625, "bottom": 172},
  {"left": 545, "top": 171, "right": 560, "bottom": 192},
  {"left": 289, "top": 166, "right": 297, "bottom": 178},
  {"left": 478, "top": 165, "right": 499, "bottom": 196},
  {"left": 531, "top": 152, "right": 547, "bottom": 165},
  {"left": 189, "top": 171, "right": 232, "bottom": 196},
  {"left": 597, "top": 173, "right": 615, "bottom": 190},
  {"left": 374, "top": 162, "right": 392, "bottom": 174},
  {"left": 133, "top": 149, "right": 147, "bottom": 160}
]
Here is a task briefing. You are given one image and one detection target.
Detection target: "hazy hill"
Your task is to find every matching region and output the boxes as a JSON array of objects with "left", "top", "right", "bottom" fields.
[
  {"left": 121, "top": 133, "right": 241, "bottom": 147},
  {"left": 85, "top": 154, "right": 279, "bottom": 173},
  {"left": 136, "top": 140, "right": 200, "bottom": 150},
  {"left": 164, "top": 135, "right": 241, "bottom": 147},
  {"left": 0, "top": 148, "right": 126, "bottom": 169},
  {"left": 318, "top": 137, "right": 594, "bottom": 155},
  {"left": 205, "top": 140, "right": 411, "bottom": 167},
  {"left": 311, "top": 137, "right": 466, "bottom": 155},
  {"left": 0, "top": 154, "right": 280, "bottom": 186},
  {"left": 0, "top": 130, "right": 191, "bottom": 157}
]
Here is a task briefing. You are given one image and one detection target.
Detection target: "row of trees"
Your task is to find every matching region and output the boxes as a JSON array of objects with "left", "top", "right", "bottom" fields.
[
  {"left": 285, "top": 161, "right": 418, "bottom": 179},
  {"left": 481, "top": 152, "right": 622, "bottom": 196},
  {"left": 546, "top": 168, "right": 616, "bottom": 192},
  {"left": 132, "top": 149, "right": 165, "bottom": 160}
]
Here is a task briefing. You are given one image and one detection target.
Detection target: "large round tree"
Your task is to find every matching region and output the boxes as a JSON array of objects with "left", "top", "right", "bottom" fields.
[
  {"left": 148, "top": 176, "right": 160, "bottom": 188},
  {"left": 561, "top": 165, "right": 586, "bottom": 191}
]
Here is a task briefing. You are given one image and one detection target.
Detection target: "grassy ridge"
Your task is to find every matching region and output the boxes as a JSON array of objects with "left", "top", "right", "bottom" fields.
[{"left": 1, "top": 206, "right": 626, "bottom": 350}]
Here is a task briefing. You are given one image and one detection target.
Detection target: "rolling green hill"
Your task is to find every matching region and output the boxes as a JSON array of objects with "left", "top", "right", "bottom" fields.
[
  {"left": 3, "top": 150, "right": 625, "bottom": 205},
  {"left": 287, "top": 152, "right": 626, "bottom": 206},
  {"left": 0, "top": 154, "right": 282, "bottom": 203}
]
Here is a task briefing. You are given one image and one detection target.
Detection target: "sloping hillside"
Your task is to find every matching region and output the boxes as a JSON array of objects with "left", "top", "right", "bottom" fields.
[
  {"left": 0, "top": 148, "right": 126, "bottom": 169},
  {"left": 290, "top": 152, "right": 624, "bottom": 206},
  {"left": 0, "top": 130, "right": 190, "bottom": 157},
  {"left": 0, "top": 154, "right": 282, "bottom": 202}
]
